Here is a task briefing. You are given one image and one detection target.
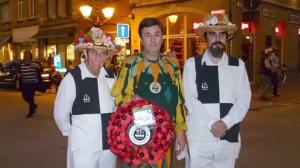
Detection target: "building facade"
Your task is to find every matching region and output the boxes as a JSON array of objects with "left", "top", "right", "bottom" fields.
[
  {"left": 130, "top": 0, "right": 300, "bottom": 83},
  {"left": 1, "top": 0, "right": 300, "bottom": 83}
]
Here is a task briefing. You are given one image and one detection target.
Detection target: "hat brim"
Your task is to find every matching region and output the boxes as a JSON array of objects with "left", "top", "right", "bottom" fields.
[
  {"left": 75, "top": 45, "right": 117, "bottom": 55},
  {"left": 196, "top": 25, "right": 238, "bottom": 39},
  {"left": 75, "top": 45, "right": 111, "bottom": 50},
  {"left": 75, "top": 46, "right": 117, "bottom": 54}
]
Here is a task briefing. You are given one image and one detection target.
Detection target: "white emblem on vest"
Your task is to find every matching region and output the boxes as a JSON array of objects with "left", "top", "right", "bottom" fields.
[
  {"left": 201, "top": 82, "right": 209, "bottom": 91},
  {"left": 83, "top": 94, "right": 91, "bottom": 103}
]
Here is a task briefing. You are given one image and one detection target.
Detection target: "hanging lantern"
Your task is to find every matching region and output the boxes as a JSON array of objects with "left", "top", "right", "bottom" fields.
[{"left": 168, "top": 15, "right": 178, "bottom": 24}]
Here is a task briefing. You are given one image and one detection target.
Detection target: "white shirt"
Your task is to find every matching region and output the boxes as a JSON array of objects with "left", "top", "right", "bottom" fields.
[
  {"left": 269, "top": 53, "right": 280, "bottom": 68},
  {"left": 183, "top": 50, "right": 251, "bottom": 130},
  {"left": 54, "top": 62, "right": 115, "bottom": 151}
]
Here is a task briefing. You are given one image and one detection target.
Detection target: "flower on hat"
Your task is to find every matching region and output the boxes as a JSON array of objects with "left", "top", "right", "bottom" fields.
[
  {"left": 205, "top": 15, "right": 218, "bottom": 26},
  {"left": 204, "top": 14, "right": 232, "bottom": 26},
  {"left": 74, "top": 26, "right": 117, "bottom": 51},
  {"left": 264, "top": 48, "right": 273, "bottom": 55}
]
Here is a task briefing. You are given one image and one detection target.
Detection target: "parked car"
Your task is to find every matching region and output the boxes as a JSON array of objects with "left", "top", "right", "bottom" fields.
[
  {"left": 0, "top": 60, "right": 52, "bottom": 90},
  {"left": 0, "top": 61, "right": 21, "bottom": 89},
  {"left": 40, "top": 66, "right": 53, "bottom": 90}
]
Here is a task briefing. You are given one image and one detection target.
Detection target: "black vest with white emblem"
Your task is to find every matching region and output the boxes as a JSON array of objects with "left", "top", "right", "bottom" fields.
[
  {"left": 70, "top": 67, "right": 112, "bottom": 150},
  {"left": 194, "top": 55, "right": 240, "bottom": 143}
]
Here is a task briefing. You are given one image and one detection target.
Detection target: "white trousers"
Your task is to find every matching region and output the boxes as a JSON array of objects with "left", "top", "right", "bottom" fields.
[
  {"left": 188, "top": 140, "right": 236, "bottom": 168},
  {"left": 67, "top": 144, "right": 116, "bottom": 168}
]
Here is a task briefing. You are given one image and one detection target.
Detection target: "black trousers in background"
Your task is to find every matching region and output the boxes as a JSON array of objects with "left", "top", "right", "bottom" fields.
[
  {"left": 271, "top": 72, "right": 279, "bottom": 96},
  {"left": 21, "top": 83, "right": 37, "bottom": 113}
]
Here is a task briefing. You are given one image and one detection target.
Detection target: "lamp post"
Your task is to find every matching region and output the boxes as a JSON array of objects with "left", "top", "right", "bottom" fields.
[{"left": 79, "top": 4, "right": 115, "bottom": 26}]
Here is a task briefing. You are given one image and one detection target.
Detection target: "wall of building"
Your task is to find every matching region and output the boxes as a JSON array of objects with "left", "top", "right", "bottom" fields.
[
  {"left": 130, "top": 0, "right": 300, "bottom": 83},
  {"left": 253, "top": 1, "right": 300, "bottom": 82},
  {"left": 131, "top": 0, "right": 227, "bottom": 53},
  {"left": 1, "top": 0, "right": 300, "bottom": 80}
]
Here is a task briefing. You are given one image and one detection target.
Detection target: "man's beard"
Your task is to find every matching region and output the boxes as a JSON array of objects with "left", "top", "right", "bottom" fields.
[{"left": 209, "top": 42, "right": 225, "bottom": 58}]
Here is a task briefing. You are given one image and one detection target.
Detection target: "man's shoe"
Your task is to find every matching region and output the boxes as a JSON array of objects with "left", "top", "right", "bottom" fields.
[
  {"left": 273, "top": 94, "right": 280, "bottom": 97},
  {"left": 26, "top": 112, "right": 34, "bottom": 118},
  {"left": 30, "top": 104, "right": 38, "bottom": 114}
]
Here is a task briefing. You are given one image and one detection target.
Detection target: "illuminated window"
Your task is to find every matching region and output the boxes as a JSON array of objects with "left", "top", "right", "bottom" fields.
[{"left": 241, "top": 22, "right": 249, "bottom": 30}]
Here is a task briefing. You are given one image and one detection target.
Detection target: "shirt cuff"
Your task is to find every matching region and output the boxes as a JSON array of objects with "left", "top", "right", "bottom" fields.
[
  {"left": 62, "top": 131, "right": 69, "bottom": 136},
  {"left": 221, "top": 115, "right": 233, "bottom": 129}
]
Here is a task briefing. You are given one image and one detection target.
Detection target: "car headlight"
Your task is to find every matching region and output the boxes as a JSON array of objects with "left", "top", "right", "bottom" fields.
[{"left": 41, "top": 74, "right": 50, "bottom": 78}]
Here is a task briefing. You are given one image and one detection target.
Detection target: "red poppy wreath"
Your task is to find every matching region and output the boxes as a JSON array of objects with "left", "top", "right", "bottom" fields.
[{"left": 107, "top": 98, "right": 174, "bottom": 167}]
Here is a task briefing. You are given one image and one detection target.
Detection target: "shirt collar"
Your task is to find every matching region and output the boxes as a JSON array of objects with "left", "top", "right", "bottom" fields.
[
  {"left": 135, "top": 53, "right": 169, "bottom": 65},
  {"left": 79, "top": 62, "right": 97, "bottom": 79},
  {"left": 202, "top": 49, "right": 228, "bottom": 66}
]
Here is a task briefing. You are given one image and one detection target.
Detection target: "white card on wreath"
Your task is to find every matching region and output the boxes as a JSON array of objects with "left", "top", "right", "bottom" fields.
[{"left": 132, "top": 105, "right": 156, "bottom": 127}]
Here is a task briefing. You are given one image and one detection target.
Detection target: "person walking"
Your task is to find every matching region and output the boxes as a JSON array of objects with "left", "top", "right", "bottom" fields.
[
  {"left": 53, "top": 26, "right": 117, "bottom": 168},
  {"left": 269, "top": 47, "right": 281, "bottom": 96},
  {"left": 112, "top": 17, "right": 187, "bottom": 168},
  {"left": 18, "top": 50, "right": 41, "bottom": 118},
  {"left": 183, "top": 14, "right": 251, "bottom": 168},
  {"left": 260, "top": 47, "right": 281, "bottom": 100},
  {"left": 259, "top": 48, "right": 273, "bottom": 100}
]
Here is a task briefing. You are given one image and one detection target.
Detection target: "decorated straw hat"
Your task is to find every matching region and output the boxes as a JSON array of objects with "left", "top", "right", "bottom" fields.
[
  {"left": 74, "top": 26, "right": 116, "bottom": 52},
  {"left": 264, "top": 46, "right": 279, "bottom": 55},
  {"left": 264, "top": 48, "right": 273, "bottom": 55},
  {"left": 195, "top": 14, "right": 238, "bottom": 39}
]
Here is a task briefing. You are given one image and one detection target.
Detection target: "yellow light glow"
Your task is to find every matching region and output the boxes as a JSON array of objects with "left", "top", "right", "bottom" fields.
[
  {"left": 80, "top": 5, "right": 92, "bottom": 18},
  {"left": 102, "top": 7, "right": 115, "bottom": 19},
  {"left": 168, "top": 15, "right": 178, "bottom": 24}
]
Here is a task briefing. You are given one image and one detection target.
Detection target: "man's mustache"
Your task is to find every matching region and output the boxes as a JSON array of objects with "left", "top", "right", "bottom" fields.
[{"left": 212, "top": 41, "right": 225, "bottom": 48}]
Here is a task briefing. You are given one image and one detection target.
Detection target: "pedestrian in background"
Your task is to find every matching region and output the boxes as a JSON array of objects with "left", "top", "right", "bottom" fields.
[
  {"left": 260, "top": 47, "right": 281, "bottom": 100},
  {"left": 112, "top": 17, "right": 187, "bottom": 168},
  {"left": 54, "top": 26, "right": 117, "bottom": 168},
  {"left": 183, "top": 14, "right": 251, "bottom": 168},
  {"left": 269, "top": 47, "right": 281, "bottom": 96},
  {"left": 47, "top": 53, "right": 54, "bottom": 66},
  {"left": 164, "top": 47, "right": 177, "bottom": 58},
  {"left": 259, "top": 49, "right": 272, "bottom": 100},
  {"left": 18, "top": 50, "right": 41, "bottom": 118}
]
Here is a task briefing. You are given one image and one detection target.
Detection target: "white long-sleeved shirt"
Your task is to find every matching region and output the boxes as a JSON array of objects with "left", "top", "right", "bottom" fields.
[
  {"left": 183, "top": 50, "right": 251, "bottom": 130},
  {"left": 54, "top": 62, "right": 115, "bottom": 151}
]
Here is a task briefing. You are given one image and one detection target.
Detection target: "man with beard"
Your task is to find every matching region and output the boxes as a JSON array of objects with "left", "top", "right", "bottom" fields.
[{"left": 183, "top": 14, "right": 251, "bottom": 168}]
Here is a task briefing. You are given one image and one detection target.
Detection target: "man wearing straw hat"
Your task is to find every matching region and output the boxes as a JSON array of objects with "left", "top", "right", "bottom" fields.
[
  {"left": 54, "top": 26, "right": 117, "bottom": 168},
  {"left": 183, "top": 14, "right": 251, "bottom": 168}
]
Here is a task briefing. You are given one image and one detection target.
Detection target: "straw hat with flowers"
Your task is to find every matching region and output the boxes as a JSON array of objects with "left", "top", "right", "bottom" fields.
[
  {"left": 74, "top": 26, "right": 117, "bottom": 52},
  {"left": 195, "top": 14, "right": 238, "bottom": 39}
]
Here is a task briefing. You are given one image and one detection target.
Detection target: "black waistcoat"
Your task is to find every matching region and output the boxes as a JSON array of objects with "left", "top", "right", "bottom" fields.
[
  {"left": 194, "top": 55, "right": 240, "bottom": 143},
  {"left": 70, "top": 67, "right": 111, "bottom": 149}
]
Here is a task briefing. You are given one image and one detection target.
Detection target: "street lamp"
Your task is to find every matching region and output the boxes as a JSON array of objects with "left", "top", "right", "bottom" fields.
[
  {"left": 168, "top": 15, "right": 178, "bottom": 24},
  {"left": 79, "top": 4, "right": 115, "bottom": 26}
]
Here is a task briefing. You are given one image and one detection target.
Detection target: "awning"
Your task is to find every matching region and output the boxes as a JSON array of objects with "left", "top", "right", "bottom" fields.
[
  {"left": 0, "top": 35, "right": 11, "bottom": 48},
  {"left": 32, "top": 27, "right": 75, "bottom": 39},
  {"left": 12, "top": 25, "right": 39, "bottom": 43}
]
